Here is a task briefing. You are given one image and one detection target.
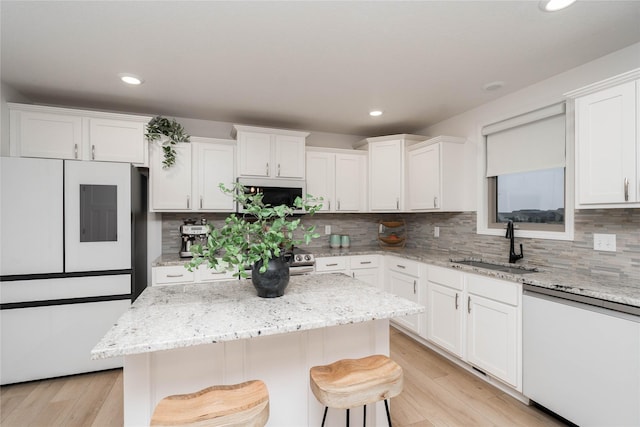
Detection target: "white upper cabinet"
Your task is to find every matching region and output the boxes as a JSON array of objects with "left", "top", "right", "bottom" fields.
[
  {"left": 566, "top": 69, "right": 640, "bottom": 208},
  {"left": 9, "top": 103, "right": 151, "bottom": 164},
  {"left": 87, "top": 118, "right": 146, "bottom": 163},
  {"left": 407, "top": 136, "right": 467, "bottom": 211},
  {"left": 358, "top": 134, "right": 427, "bottom": 212},
  {"left": 149, "top": 137, "right": 235, "bottom": 212},
  {"left": 233, "top": 125, "right": 309, "bottom": 179},
  {"left": 306, "top": 148, "right": 367, "bottom": 212}
]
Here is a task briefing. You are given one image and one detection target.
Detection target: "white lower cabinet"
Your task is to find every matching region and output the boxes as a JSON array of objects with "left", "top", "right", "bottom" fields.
[
  {"left": 466, "top": 274, "right": 520, "bottom": 388},
  {"left": 426, "top": 265, "right": 465, "bottom": 358},
  {"left": 386, "top": 257, "right": 426, "bottom": 337},
  {"left": 315, "top": 255, "right": 381, "bottom": 289},
  {"left": 425, "top": 264, "right": 522, "bottom": 390},
  {"left": 152, "top": 263, "right": 237, "bottom": 286}
]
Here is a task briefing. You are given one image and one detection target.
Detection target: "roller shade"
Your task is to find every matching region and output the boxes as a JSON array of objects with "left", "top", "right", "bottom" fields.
[{"left": 484, "top": 103, "right": 566, "bottom": 177}]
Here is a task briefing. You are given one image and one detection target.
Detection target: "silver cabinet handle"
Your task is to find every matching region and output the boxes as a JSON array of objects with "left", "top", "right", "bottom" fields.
[
  {"left": 434, "top": 196, "right": 438, "bottom": 208},
  {"left": 352, "top": 272, "right": 355, "bottom": 278},
  {"left": 187, "top": 196, "right": 190, "bottom": 209},
  {"left": 624, "top": 178, "right": 629, "bottom": 201},
  {"left": 360, "top": 261, "right": 372, "bottom": 265},
  {"left": 397, "top": 264, "right": 406, "bottom": 269},
  {"left": 166, "top": 273, "right": 184, "bottom": 278},
  {"left": 200, "top": 196, "right": 203, "bottom": 209},
  {"left": 396, "top": 198, "right": 399, "bottom": 210},
  {"left": 327, "top": 200, "right": 331, "bottom": 210},
  {"left": 468, "top": 296, "right": 471, "bottom": 314},
  {"left": 337, "top": 200, "right": 341, "bottom": 210},
  {"left": 455, "top": 293, "right": 459, "bottom": 310},
  {"left": 266, "top": 162, "right": 269, "bottom": 175},
  {"left": 74, "top": 143, "right": 78, "bottom": 159},
  {"left": 91, "top": 145, "right": 95, "bottom": 160},
  {"left": 413, "top": 280, "right": 416, "bottom": 294},
  {"left": 326, "top": 263, "right": 338, "bottom": 267},
  {"left": 277, "top": 163, "right": 281, "bottom": 177}
]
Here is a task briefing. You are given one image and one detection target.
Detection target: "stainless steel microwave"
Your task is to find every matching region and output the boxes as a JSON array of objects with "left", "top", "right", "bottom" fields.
[{"left": 236, "top": 177, "right": 306, "bottom": 214}]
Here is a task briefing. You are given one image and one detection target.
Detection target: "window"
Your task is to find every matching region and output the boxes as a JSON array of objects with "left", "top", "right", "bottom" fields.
[{"left": 483, "top": 103, "right": 570, "bottom": 235}]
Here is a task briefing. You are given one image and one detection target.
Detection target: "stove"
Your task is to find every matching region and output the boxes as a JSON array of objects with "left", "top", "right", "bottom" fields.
[{"left": 244, "top": 248, "right": 316, "bottom": 277}]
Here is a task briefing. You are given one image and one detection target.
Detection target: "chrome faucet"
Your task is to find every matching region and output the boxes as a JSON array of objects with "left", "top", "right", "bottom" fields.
[{"left": 505, "top": 220, "right": 523, "bottom": 264}]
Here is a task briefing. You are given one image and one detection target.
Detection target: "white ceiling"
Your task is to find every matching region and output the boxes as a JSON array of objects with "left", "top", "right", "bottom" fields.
[{"left": 2, "top": 1, "right": 640, "bottom": 136}]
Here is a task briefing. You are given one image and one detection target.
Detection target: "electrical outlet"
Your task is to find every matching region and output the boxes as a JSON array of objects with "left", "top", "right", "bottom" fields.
[
  {"left": 593, "top": 233, "right": 616, "bottom": 252},
  {"left": 325, "top": 225, "right": 331, "bottom": 235},
  {"left": 434, "top": 226, "right": 440, "bottom": 238}
]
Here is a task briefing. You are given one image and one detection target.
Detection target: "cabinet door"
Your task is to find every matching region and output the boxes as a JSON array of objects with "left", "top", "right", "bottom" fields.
[
  {"left": 335, "top": 153, "right": 366, "bottom": 211},
  {"left": 427, "top": 282, "right": 464, "bottom": 358},
  {"left": 388, "top": 271, "right": 421, "bottom": 334},
  {"left": 369, "top": 140, "right": 402, "bottom": 211},
  {"left": 305, "top": 151, "right": 335, "bottom": 211},
  {"left": 237, "top": 132, "right": 272, "bottom": 177},
  {"left": 88, "top": 118, "right": 145, "bottom": 163},
  {"left": 577, "top": 81, "right": 637, "bottom": 205},
  {"left": 466, "top": 294, "right": 518, "bottom": 387},
  {"left": 195, "top": 142, "right": 235, "bottom": 211},
  {"left": 150, "top": 143, "right": 193, "bottom": 211},
  {"left": 12, "top": 110, "right": 82, "bottom": 160},
  {"left": 351, "top": 269, "right": 379, "bottom": 289},
  {"left": 408, "top": 144, "right": 441, "bottom": 210},
  {"left": 274, "top": 135, "right": 305, "bottom": 179}
]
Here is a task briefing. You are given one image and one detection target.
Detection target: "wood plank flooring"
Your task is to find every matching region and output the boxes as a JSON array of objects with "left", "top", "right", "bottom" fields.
[{"left": 1, "top": 328, "right": 565, "bottom": 426}]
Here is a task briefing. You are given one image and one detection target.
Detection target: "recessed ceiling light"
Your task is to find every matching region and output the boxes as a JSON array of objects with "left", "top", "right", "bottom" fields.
[
  {"left": 483, "top": 81, "right": 505, "bottom": 92},
  {"left": 539, "top": 0, "right": 577, "bottom": 12},
  {"left": 369, "top": 110, "right": 383, "bottom": 117},
  {"left": 118, "top": 73, "right": 143, "bottom": 85}
]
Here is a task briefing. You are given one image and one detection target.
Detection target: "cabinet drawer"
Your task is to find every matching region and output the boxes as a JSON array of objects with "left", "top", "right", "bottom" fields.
[
  {"left": 153, "top": 266, "right": 195, "bottom": 285},
  {"left": 349, "top": 255, "right": 379, "bottom": 270},
  {"left": 315, "top": 257, "right": 348, "bottom": 272},
  {"left": 427, "top": 265, "right": 464, "bottom": 291},
  {"left": 467, "top": 274, "right": 519, "bottom": 306},
  {"left": 197, "top": 264, "right": 237, "bottom": 282},
  {"left": 387, "top": 257, "right": 421, "bottom": 277}
]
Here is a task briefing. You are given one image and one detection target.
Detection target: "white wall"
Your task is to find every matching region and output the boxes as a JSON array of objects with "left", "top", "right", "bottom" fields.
[{"left": 415, "top": 42, "right": 640, "bottom": 212}]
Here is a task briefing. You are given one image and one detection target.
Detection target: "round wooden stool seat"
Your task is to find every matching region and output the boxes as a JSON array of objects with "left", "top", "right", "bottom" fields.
[
  {"left": 310, "top": 354, "right": 403, "bottom": 410},
  {"left": 150, "top": 380, "right": 269, "bottom": 427}
]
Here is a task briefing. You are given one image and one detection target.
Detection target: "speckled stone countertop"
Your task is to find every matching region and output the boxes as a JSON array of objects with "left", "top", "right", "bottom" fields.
[
  {"left": 91, "top": 273, "right": 424, "bottom": 359},
  {"left": 154, "top": 246, "right": 640, "bottom": 309}
]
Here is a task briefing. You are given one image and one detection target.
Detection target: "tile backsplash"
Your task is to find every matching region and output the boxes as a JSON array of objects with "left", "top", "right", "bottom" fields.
[{"left": 162, "top": 209, "right": 639, "bottom": 279}]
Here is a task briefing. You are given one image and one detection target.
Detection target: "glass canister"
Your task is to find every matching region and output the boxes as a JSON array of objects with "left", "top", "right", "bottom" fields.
[
  {"left": 341, "top": 235, "right": 350, "bottom": 248},
  {"left": 330, "top": 234, "right": 341, "bottom": 248}
]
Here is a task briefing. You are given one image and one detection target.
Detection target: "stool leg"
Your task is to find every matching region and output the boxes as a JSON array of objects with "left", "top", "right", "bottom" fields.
[
  {"left": 321, "top": 407, "right": 328, "bottom": 427},
  {"left": 384, "top": 399, "right": 392, "bottom": 427},
  {"left": 346, "top": 408, "right": 350, "bottom": 427},
  {"left": 363, "top": 404, "right": 366, "bottom": 427}
]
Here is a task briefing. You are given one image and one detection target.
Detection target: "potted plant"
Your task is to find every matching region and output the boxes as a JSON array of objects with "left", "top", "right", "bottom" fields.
[
  {"left": 145, "top": 116, "right": 190, "bottom": 168},
  {"left": 187, "top": 183, "right": 322, "bottom": 298}
]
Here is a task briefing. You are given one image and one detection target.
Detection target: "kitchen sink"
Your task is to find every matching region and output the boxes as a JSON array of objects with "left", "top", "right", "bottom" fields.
[{"left": 451, "top": 259, "right": 538, "bottom": 275}]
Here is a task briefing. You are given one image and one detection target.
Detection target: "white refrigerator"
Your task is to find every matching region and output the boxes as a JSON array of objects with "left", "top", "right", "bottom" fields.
[{"left": 0, "top": 157, "right": 133, "bottom": 385}]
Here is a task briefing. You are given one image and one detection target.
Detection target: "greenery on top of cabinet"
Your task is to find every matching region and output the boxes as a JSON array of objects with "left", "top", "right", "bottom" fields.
[{"left": 146, "top": 116, "right": 190, "bottom": 168}]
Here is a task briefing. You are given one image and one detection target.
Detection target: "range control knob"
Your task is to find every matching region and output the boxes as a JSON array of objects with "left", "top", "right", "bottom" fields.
[
  {"left": 294, "top": 255, "right": 302, "bottom": 262},
  {"left": 304, "top": 255, "right": 312, "bottom": 261}
]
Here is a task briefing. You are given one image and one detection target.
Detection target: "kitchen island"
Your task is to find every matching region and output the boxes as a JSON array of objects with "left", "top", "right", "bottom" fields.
[{"left": 92, "top": 273, "right": 423, "bottom": 426}]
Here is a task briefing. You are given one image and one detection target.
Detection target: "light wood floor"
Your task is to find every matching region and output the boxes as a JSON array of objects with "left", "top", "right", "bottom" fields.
[{"left": 1, "top": 328, "right": 565, "bottom": 426}]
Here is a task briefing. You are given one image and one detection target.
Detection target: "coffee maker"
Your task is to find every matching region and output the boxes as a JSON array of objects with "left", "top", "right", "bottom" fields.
[{"left": 179, "top": 219, "right": 209, "bottom": 258}]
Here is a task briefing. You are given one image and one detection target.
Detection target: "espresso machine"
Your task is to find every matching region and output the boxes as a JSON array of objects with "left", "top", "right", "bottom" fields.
[{"left": 179, "top": 219, "right": 209, "bottom": 258}]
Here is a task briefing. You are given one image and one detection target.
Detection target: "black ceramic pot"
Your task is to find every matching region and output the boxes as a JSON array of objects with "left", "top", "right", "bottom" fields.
[{"left": 251, "top": 256, "right": 290, "bottom": 298}]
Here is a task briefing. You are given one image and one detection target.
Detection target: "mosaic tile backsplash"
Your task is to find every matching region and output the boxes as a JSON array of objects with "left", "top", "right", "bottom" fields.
[{"left": 162, "top": 209, "right": 639, "bottom": 280}]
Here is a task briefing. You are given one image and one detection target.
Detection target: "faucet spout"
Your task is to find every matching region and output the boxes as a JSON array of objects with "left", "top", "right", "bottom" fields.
[{"left": 505, "top": 220, "right": 524, "bottom": 264}]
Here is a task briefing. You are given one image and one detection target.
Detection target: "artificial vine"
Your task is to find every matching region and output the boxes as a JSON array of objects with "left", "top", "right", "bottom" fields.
[{"left": 145, "top": 116, "right": 190, "bottom": 168}]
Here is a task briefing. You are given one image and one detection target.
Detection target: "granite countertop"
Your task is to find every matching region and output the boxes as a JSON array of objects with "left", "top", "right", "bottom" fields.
[
  {"left": 91, "top": 273, "right": 424, "bottom": 359},
  {"left": 155, "top": 247, "right": 640, "bottom": 309}
]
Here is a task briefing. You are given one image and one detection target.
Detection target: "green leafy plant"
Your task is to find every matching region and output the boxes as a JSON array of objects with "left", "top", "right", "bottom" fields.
[
  {"left": 187, "top": 183, "right": 322, "bottom": 278},
  {"left": 145, "top": 116, "right": 190, "bottom": 168}
]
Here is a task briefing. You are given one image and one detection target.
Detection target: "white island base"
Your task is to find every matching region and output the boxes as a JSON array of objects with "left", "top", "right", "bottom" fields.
[{"left": 124, "top": 319, "right": 391, "bottom": 426}]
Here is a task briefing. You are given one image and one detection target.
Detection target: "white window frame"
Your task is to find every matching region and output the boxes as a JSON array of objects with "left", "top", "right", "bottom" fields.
[{"left": 477, "top": 103, "right": 575, "bottom": 241}]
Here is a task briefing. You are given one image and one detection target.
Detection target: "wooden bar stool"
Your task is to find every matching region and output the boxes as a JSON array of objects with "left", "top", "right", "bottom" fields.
[
  {"left": 310, "top": 354, "right": 403, "bottom": 427},
  {"left": 150, "top": 380, "right": 269, "bottom": 427}
]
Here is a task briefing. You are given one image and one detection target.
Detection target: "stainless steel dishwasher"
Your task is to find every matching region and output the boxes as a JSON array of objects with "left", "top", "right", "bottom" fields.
[{"left": 523, "top": 285, "right": 640, "bottom": 426}]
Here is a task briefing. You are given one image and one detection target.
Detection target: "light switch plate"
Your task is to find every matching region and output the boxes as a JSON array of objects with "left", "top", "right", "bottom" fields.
[
  {"left": 593, "top": 233, "right": 616, "bottom": 252},
  {"left": 434, "top": 226, "right": 440, "bottom": 238},
  {"left": 325, "top": 225, "right": 331, "bottom": 235}
]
